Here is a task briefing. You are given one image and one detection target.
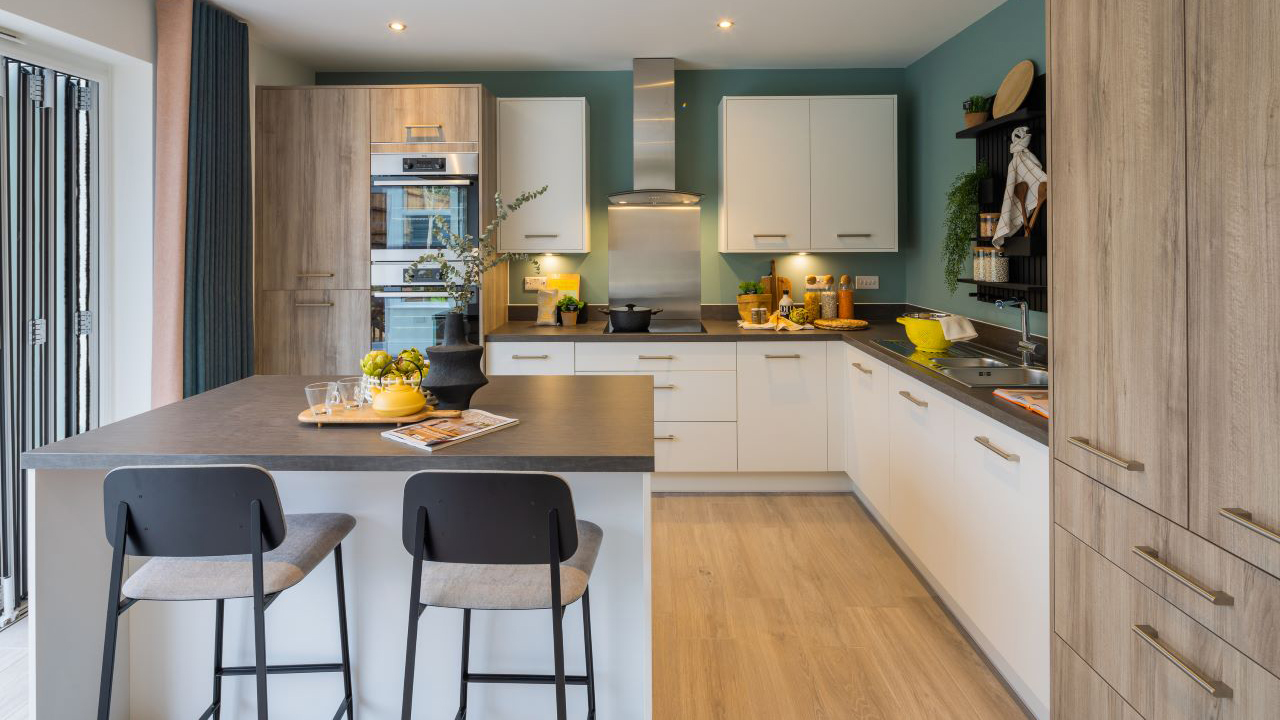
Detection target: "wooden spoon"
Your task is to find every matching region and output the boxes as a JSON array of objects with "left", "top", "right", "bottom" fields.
[{"left": 1025, "top": 181, "right": 1048, "bottom": 235}]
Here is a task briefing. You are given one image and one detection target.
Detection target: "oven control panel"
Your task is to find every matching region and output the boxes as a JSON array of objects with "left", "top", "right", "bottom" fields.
[{"left": 402, "top": 156, "right": 446, "bottom": 173}]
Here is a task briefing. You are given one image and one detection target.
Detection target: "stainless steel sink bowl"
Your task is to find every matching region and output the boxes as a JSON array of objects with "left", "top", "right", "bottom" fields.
[
  {"left": 929, "top": 357, "right": 1010, "bottom": 369},
  {"left": 938, "top": 366, "right": 1049, "bottom": 388}
]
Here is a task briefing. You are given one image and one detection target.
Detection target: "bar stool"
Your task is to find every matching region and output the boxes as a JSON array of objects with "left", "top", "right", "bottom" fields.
[
  {"left": 399, "top": 471, "right": 603, "bottom": 720},
  {"left": 97, "top": 465, "right": 357, "bottom": 720}
]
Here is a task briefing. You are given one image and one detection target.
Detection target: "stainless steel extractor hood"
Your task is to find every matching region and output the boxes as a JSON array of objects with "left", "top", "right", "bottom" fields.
[{"left": 608, "top": 58, "right": 701, "bottom": 206}]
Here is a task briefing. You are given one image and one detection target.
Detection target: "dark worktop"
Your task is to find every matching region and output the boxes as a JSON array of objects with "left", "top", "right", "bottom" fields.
[
  {"left": 487, "top": 318, "right": 1048, "bottom": 444},
  {"left": 22, "top": 375, "right": 655, "bottom": 472}
]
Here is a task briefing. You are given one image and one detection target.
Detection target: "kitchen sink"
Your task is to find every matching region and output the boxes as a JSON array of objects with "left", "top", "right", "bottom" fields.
[
  {"left": 938, "top": 366, "right": 1049, "bottom": 388},
  {"left": 929, "top": 357, "right": 1010, "bottom": 369}
]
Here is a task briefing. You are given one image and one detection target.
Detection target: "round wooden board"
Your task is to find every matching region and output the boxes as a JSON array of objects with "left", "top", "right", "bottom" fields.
[{"left": 993, "top": 60, "right": 1035, "bottom": 118}]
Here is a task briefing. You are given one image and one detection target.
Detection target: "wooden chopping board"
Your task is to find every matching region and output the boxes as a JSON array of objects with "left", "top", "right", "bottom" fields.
[
  {"left": 993, "top": 60, "right": 1035, "bottom": 118},
  {"left": 298, "top": 405, "right": 461, "bottom": 426}
]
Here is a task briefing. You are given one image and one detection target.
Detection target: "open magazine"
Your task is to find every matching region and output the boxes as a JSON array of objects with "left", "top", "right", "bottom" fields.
[{"left": 382, "top": 409, "right": 519, "bottom": 452}]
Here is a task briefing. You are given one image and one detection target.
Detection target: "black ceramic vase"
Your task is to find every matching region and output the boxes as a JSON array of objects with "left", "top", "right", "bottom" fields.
[{"left": 424, "top": 313, "right": 488, "bottom": 410}]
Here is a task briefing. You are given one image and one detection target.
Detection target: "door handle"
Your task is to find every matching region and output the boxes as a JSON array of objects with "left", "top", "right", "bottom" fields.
[
  {"left": 524, "top": 234, "right": 560, "bottom": 239},
  {"left": 295, "top": 272, "right": 334, "bottom": 278},
  {"left": 294, "top": 302, "right": 333, "bottom": 308},
  {"left": 1068, "top": 436, "right": 1144, "bottom": 471},
  {"left": 510, "top": 354, "right": 549, "bottom": 360},
  {"left": 851, "top": 362, "right": 872, "bottom": 375},
  {"left": 653, "top": 384, "right": 676, "bottom": 390},
  {"left": 898, "top": 390, "right": 927, "bottom": 408},
  {"left": 1131, "top": 546, "right": 1233, "bottom": 605},
  {"left": 836, "top": 233, "right": 872, "bottom": 238},
  {"left": 752, "top": 234, "right": 788, "bottom": 239},
  {"left": 1131, "top": 624, "right": 1232, "bottom": 698},
  {"left": 638, "top": 355, "right": 674, "bottom": 360},
  {"left": 974, "top": 436, "right": 1018, "bottom": 462},
  {"left": 1219, "top": 508, "right": 1280, "bottom": 546},
  {"left": 764, "top": 354, "right": 801, "bottom": 359},
  {"left": 654, "top": 435, "right": 676, "bottom": 441}
]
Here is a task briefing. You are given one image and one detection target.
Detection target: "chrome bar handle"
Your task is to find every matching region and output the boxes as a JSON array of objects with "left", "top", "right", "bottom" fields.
[
  {"left": 1068, "top": 436, "right": 1144, "bottom": 471},
  {"left": 638, "top": 355, "right": 674, "bottom": 360},
  {"left": 764, "top": 354, "right": 801, "bottom": 359},
  {"left": 510, "top": 354, "right": 549, "bottom": 360},
  {"left": 850, "top": 362, "right": 873, "bottom": 375},
  {"left": 974, "top": 436, "right": 1019, "bottom": 462},
  {"left": 1219, "top": 508, "right": 1280, "bottom": 546},
  {"left": 1131, "top": 625, "right": 1232, "bottom": 698},
  {"left": 898, "top": 390, "right": 928, "bottom": 408},
  {"left": 752, "top": 234, "right": 788, "bottom": 238},
  {"left": 836, "top": 233, "right": 872, "bottom": 238},
  {"left": 295, "top": 272, "right": 334, "bottom": 278},
  {"left": 524, "top": 234, "right": 560, "bottom": 239},
  {"left": 653, "top": 384, "right": 676, "bottom": 390},
  {"left": 653, "top": 435, "right": 676, "bottom": 441},
  {"left": 294, "top": 302, "right": 333, "bottom": 308},
  {"left": 404, "top": 123, "right": 443, "bottom": 142},
  {"left": 1131, "top": 547, "right": 1233, "bottom": 605}
]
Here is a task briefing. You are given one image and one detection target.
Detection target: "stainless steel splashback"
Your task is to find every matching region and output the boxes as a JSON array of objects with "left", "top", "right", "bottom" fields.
[{"left": 607, "top": 205, "right": 702, "bottom": 332}]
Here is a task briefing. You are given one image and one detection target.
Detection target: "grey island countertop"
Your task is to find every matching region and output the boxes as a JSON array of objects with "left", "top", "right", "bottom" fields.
[{"left": 22, "top": 374, "right": 655, "bottom": 472}]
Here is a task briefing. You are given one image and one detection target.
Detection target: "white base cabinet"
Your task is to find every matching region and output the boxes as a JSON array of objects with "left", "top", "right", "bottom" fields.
[
  {"left": 845, "top": 345, "right": 890, "bottom": 515},
  {"left": 736, "top": 342, "right": 828, "bottom": 472}
]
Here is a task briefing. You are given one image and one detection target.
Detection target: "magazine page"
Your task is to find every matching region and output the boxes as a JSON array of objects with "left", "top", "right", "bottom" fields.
[{"left": 382, "top": 409, "right": 519, "bottom": 451}]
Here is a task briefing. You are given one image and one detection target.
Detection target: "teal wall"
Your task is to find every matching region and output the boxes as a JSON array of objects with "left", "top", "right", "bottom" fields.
[
  {"left": 902, "top": 0, "right": 1047, "bottom": 334},
  {"left": 318, "top": 69, "right": 908, "bottom": 307}
]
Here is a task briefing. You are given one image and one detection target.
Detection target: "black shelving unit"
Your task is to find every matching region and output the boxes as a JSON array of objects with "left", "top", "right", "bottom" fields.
[{"left": 955, "top": 73, "right": 1048, "bottom": 313}]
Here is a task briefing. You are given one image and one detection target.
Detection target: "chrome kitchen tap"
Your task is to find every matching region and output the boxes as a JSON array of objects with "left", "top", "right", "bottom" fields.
[{"left": 995, "top": 298, "right": 1040, "bottom": 367}]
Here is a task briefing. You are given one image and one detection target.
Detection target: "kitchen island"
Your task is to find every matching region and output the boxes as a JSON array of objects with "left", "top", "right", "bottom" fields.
[{"left": 21, "top": 374, "right": 654, "bottom": 720}]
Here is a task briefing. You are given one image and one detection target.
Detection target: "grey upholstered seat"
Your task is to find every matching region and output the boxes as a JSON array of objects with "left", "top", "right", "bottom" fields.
[
  {"left": 419, "top": 519, "right": 603, "bottom": 610},
  {"left": 122, "top": 513, "right": 356, "bottom": 601}
]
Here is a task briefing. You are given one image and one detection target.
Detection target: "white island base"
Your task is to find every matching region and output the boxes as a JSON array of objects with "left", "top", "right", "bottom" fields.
[{"left": 29, "top": 469, "right": 651, "bottom": 720}]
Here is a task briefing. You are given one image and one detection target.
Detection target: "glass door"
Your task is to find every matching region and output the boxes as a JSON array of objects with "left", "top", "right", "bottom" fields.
[
  {"left": 0, "top": 58, "right": 99, "bottom": 627},
  {"left": 370, "top": 180, "right": 471, "bottom": 252}
]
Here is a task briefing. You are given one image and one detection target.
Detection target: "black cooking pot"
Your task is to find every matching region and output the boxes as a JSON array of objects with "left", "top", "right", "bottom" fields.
[{"left": 598, "top": 303, "right": 663, "bottom": 332}]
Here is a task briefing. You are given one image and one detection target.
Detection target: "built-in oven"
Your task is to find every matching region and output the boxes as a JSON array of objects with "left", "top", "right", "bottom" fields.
[
  {"left": 370, "top": 261, "right": 479, "bottom": 357},
  {"left": 370, "top": 152, "right": 479, "bottom": 263}
]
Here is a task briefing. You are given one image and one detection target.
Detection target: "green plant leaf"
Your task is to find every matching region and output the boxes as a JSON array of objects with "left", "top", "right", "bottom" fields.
[{"left": 942, "top": 161, "right": 988, "bottom": 294}]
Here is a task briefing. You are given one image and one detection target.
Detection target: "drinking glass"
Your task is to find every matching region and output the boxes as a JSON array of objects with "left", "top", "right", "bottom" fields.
[
  {"left": 337, "top": 377, "right": 364, "bottom": 409},
  {"left": 305, "top": 381, "right": 338, "bottom": 416}
]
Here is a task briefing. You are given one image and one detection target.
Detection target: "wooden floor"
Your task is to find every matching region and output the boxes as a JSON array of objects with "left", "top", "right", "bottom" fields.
[
  {"left": 652, "top": 494, "right": 1028, "bottom": 720},
  {"left": 0, "top": 618, "right": 27, "bottom": 720}
]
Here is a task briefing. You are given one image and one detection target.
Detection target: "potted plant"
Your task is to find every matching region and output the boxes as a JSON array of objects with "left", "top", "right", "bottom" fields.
[
  {"left": 556, "top": 294, "right": 582, "bottom": 326},
  {"left": 736, "top": 281, "right": 773, "bottom": 323},
  {"left": 407, "top": 186, "right": 547, "bottom": 409},
  {"left": 963, "top": 94, "right": 992, "bottom": 128},
  {"left": 942, "top": 161, "right": 988, "bottom": 294}
]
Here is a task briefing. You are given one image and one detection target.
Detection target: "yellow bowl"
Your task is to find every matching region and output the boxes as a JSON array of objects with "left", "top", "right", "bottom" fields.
[
  {"left": 371, "top": 383, "right": 426, "bottom": 418},
  {"left": 897, "top": 313, "right": 953, "bottom": 352}
]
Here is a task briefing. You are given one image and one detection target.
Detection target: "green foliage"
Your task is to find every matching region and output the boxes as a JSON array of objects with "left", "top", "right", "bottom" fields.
[
  {"left": 738, "top": 280, "right": 764, "bottom": 296},
  {"left": 407, "top": 186, "right": 549, "bottom": 312},
  {"left": 942, "top": 162, "right": 988, "bottom": 294},
  {"left": 963, "top": 95, "right": 991, "bottom": 113},
  {"left": 556, "top": 294, "right": 581, "bottom": 311}
]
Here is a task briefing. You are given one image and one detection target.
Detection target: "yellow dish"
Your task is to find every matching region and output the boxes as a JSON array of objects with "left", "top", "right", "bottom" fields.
[{"left": 897, "top": 313, "right": 953, "bottom": 352}]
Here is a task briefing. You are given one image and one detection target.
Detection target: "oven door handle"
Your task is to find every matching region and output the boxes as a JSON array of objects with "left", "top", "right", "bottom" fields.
[
  {"left": 373, "top": 291, "right": 451, "bottom": 299},
  {"left": 372, "top": 178, "right": 473, "bottom": 187}
]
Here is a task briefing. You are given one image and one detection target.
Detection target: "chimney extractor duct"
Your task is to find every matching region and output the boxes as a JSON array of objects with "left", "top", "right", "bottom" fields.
[{"left": 608, "top": 58, "right": 701, "bottom": 206}]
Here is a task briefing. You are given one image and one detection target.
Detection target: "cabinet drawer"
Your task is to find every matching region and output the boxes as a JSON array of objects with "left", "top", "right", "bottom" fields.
[
  {"left": 574, "top": 342, "right": 735, "bottom": 373},
  {"left": 1055, "top": 461, "right": 1280, "bottom": 678},
  {"left": 486, "top": 342, "right": 574, "bottom": 375},
  {"left": 1055, "top": 527, "right": 1280, "bottom": 720},
  {"left": 653, "top": 422, "right": 737, "bottom": 472},
  {"left": 1053, "top": 635, "right": 1144, "bottom": 720},
  {"left": 579, "top": 371, "right": 735, "bottom": 421}
]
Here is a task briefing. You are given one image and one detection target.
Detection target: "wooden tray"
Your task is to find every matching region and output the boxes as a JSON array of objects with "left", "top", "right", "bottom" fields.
[{"left": 298, "top": 405, "right": 461, "bottom": 427}]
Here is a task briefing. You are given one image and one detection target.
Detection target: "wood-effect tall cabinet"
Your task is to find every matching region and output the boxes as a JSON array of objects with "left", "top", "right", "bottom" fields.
[{"left": 1050, "top": 0, "right": 1280, "bottom": 717}]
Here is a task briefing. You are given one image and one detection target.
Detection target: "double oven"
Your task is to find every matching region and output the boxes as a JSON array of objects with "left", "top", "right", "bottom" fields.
[{"left": 370, "top": 152, "right": 480, "bottom": 355}]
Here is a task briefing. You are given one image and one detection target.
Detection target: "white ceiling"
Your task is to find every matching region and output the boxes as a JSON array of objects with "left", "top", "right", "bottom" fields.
[{"left": 219, "top": 0, "right": 1008, "bottom": 72}]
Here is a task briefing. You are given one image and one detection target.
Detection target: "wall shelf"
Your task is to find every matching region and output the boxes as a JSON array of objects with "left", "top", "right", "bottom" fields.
[
  {"left": 957, "top": 278, "right": 1046, "bottom": 291},
  {"left": 955, "top": 107, "right": 1045, "bottom": 139}
]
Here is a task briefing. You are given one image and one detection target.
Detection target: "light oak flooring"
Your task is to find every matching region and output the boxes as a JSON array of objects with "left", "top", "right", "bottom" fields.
[
  {"left": 0, "top": 618, "right": 27, "bottom": 720},
  {"left": 652, "top": 494, "right": 1028, "bottom": 720}
]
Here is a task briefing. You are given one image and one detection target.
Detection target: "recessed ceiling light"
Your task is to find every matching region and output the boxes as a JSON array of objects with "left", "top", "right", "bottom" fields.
[
  {"left": 388, "top": 21, "right": 407, "bottom": 32},
  {"left": 717, "top": 19, "right": 734, "bottom": 29}
]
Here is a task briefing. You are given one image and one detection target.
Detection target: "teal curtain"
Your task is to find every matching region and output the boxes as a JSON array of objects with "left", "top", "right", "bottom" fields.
[{"left": 183, "top": 0, "right": 251, "bottom": 396}]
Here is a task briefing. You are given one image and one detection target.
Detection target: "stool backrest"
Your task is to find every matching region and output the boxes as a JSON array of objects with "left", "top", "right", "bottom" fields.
[
  {"left": 402, "top": 471, "right": 578, "bottom": 564},
  {"left": 103, "top": 465, "right": 288, "bottom": 557}
]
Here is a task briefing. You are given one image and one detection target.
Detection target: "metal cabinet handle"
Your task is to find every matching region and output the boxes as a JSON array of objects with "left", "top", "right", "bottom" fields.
[
  {"left": 974, "top": 436, "right": 1019, "bottom": 462},
  {"left": 1131, "top": 546, "right": 1233, "bottom": 606},
  {"left": 653, "top": 384, "right": 676, "bottom": 390},
  {"left": 1131, "top": 624, "right": 1232, "bottom": 698},
  {"left": 654, "top": 435, "right": 676, "bottom": 441},
  {"left": 1068, "top": 436, "right": 1144, "bottom": 471},
  {"left": 524, "top": 234, "right": 560, "bottom": 239},
  {"left": 511, "top": 354, "right": 549, "bottom": 360},
  {"left": 836, "top": 233, "right": 872, "bottom": 238},
  {"left": 752, "top": 234, "right": 788, "bottom": 239},
  {"left": 405, "top": 124, "right": 443, "bottom": 129},
  {"left": 404, "top": 124, "right": 444, "bottom": 142},
  {"left": 765, "top": 354, "right": 801, "bottom": 359},
  {"left": 851, "top": 362, "right": 872, "bottom": 375},
  {"left": 1219, "top": 508, "right": 1280, "bottom": 546},
  {"left": 295, "top": 272, "right": 334, "bottom": 278},
  {"left": 898, "top": 390, "right": 928, "bottom": 408},
  {"left": 294, "top": 302, "right": 333, "bottom": 308},
  {"left": 638, "top": 355, "right": 674, "bottom": 360}
]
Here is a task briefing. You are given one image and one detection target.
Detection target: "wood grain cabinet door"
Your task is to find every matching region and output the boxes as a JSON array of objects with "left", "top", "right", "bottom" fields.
[
  {"left": 1186, "top": 0, "right": 1280, "bottom": 577},
  {"left": 254, "top": 290, "right": 368, "bottom": 375},
  {"left": 1048, "top": 0, "right": 1189, "bottom": 523},
  {"left": 255, "top": 88, "right": 370, "bottom": 291},
  {"left": 370, "top": 87, "right": 479, "bottom": 145}
]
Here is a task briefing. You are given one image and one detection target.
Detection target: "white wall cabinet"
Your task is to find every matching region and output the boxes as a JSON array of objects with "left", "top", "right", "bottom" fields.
[
  {"left": 736, "top": 342, "right": 827, "bottom": 471},
  {"left": 719, "top": 95, "right": 897, "bottom": 253},
  {"left": 496, "top": 98, "right": 589, "bottom": 253},
  {"left": 845, "top": 345, "right": 890, "bottom": 515}
]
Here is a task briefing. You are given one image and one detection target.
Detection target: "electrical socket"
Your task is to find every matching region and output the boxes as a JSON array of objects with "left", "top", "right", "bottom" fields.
[
  {"left": 523, "top": 276, "right": 547, "bottom": 291},
  {"left": 855, "top": 275, "right": 880, "bottom": 290}
]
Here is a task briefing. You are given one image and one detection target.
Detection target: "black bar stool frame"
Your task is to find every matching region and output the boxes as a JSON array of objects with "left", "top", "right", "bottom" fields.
[
  {"left": 96, "top": 466, "right": 355, "bottom": 720},
  {"left": 399, "top": 471, "right": 597, "bottom": 720}
]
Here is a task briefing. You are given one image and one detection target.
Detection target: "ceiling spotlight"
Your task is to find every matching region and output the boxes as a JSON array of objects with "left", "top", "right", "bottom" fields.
[
  {"left": 388, "top": 21, "right": 407, "bottom": 32},
  {"left": 717, "top": 19, "right": 734, "bottom": 29}
]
